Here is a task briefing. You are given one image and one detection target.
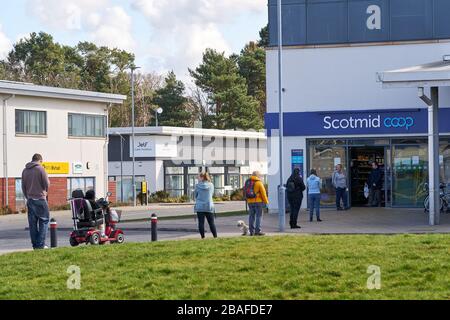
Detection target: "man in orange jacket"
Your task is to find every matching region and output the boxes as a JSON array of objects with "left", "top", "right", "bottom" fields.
[{"left": 244, "top": 171, "right": 269, "bottom": 236}]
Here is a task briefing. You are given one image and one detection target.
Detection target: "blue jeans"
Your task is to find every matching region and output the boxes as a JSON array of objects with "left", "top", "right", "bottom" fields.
[
  {"left": 27, "top": 199, "right": 50, "bottom": 249},
  {"left": 248, "top": 203, "right": 263, "bottom": 235},
  {"left": 336, "top": 187, "right": 348, "bottom": 209},
  {"left": 308, "top": 194, "right": 321, "bottom": 220}
]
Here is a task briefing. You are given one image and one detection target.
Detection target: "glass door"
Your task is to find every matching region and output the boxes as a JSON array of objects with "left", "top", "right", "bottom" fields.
[{"left": 309, "top": 145, "right": 347, "bottom": 206}]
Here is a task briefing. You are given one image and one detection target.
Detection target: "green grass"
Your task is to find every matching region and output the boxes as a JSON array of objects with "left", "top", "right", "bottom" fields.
[{"left": 1, "top": 234, "right": 450, "bottom": 300}]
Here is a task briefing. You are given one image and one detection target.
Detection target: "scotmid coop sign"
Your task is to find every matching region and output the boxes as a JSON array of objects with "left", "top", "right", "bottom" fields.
[{"left": 269, "top": 0, "right": 450, "bottom": 46}]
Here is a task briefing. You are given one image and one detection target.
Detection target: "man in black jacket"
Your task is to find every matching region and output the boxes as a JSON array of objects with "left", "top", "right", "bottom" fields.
[
  {"left": 286, "top": 168, "right": 306, "bottom": 229},
  {"left": 368, "top": 162, "right": 382, "bottom": 207}
]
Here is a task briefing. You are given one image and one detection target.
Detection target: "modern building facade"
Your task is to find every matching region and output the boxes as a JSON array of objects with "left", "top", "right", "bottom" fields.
[
  {"left": 0, "top": 80, "right": 126, "bottom": 212},
  {"left": 265, "top": 0, "right": 450, "bottom": 212},
  {"left": 108, "top": 127, "right": 267, "bottom": 202}
]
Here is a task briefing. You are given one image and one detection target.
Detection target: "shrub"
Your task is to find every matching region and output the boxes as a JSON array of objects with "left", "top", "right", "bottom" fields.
[
  {"left": 230, "top": 188, "right": 244, "bottom": 201},
  {"left": 0, "top": 206, "right": 13, "bottom": 215}
]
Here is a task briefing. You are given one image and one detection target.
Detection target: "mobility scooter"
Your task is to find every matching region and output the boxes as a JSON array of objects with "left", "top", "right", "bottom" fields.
[{"left": 69, "top": 190, "right": 125, "bottom": 246}]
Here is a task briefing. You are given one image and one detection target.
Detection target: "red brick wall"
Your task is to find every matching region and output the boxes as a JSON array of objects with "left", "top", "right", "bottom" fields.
[
  {"left": 0, "top": 178, "right": 17, "bottom": 213},
  {"left": 48, "top": 177, "right": 68, "bottom": 208},
  {"left": 108, "top": 181, "right": 117, "bottom": 203}
]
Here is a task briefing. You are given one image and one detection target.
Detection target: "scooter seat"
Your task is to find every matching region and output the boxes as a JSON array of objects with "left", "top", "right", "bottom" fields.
[{"left": 77, "top": 219, "right": 104, "bottom": 228}]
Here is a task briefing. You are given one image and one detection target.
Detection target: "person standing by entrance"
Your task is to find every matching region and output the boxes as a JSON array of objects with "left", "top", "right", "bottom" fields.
[
  {"left": 194, "top": 172, "right": 218, "bottom": 239},
  {"left": 286, "top": 168, "right": 305, "bottom": 229},
  {"left": 307, "top": 169, "right": 322, "bottom": 222},
  {"left": 368, "top": 162, "right": 382, "bottom": 207},
  {"left": 21, "top": 154, "right": 50, "bottom": 250},
  {"left": 244, "top": 171, "right": 269, "bottom": 236},
  {"left": 332, "top": 164, "right": 349, "bottom": 211}
]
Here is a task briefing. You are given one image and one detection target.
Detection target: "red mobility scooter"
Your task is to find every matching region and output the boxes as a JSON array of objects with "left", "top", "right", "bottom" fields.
[{"left": 69, "top": 190, "right": 124, "bottom": 246}]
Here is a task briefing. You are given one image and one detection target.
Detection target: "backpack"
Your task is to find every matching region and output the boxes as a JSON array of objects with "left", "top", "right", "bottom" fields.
[
  {"left": 244, "top": 179, "right": 257, "bottom": 199},
  {"left": 286, "top": 180, "right": 296, "bottom": 194}
]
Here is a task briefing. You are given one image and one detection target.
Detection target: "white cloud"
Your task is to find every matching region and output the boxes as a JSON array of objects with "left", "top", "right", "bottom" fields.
[
  {"left": 27, "top": 0, "right": 135, "bottom": 51},
  {"left": 132, "top": 0, "right": 266, "bottom": 78},
  {"left": 0, "top": 24, "right": 12, "bottom": 59}
]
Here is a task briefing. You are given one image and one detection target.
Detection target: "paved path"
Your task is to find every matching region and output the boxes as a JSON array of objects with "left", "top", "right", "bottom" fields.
[{"left": 2, "top": 207, "right": 450, "bottom": 255}]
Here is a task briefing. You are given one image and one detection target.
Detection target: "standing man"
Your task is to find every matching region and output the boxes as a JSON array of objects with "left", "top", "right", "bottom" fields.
[
  {"left": 368, "top": 162, "right": 382, "bottom": 207},
  {"left": 244, "top": 171, "right": 269, "bottom": 236},
  {"left": 22, "top": 154, "right": 50, "bottom": 250},
  {"left": 332, "top": 164, "right": 349, "bottom": 211}
]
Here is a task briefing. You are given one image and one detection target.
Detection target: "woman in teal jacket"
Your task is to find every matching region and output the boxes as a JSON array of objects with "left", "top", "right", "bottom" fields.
[{"left": 194, "top": 172, "right": 218, "bottom": 239}]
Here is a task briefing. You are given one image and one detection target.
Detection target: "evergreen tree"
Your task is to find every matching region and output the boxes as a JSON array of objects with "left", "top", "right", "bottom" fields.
[
  {"left": 258, "top": 25, "right": 269, "bottom": 48},
  {"left": 153, "top": 71, "right": 192, "bottom": 127},
  {"left": 237, "top": 42, "right": 266, "bottom": 119},
  {"left": 189, "top": 49, "right": 263, "bottom": 130}
]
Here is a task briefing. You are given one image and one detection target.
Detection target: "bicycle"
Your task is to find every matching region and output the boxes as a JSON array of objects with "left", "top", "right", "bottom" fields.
[{"left": 423, "top": 183, "right": 450, "bottom": 213}]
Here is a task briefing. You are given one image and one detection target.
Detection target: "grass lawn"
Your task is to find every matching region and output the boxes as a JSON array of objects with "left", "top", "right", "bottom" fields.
[{"left": 1, "top": 234, "right": 450, "bottom": 300}]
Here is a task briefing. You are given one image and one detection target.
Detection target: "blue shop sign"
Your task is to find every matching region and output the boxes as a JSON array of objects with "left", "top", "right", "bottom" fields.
[{"left": 265, "top": 108, "right": 450, "bottom": 137}]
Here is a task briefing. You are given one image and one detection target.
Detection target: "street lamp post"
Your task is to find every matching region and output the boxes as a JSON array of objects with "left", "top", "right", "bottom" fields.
[
  {"left": 155, "top": 107, "right": 163, "bottom": 127},
  {"left": 277, "top": 0, "right": 286, "bottom": 232},
  {"left": 131, "top": 66, "right": 140, "bottom": 207}
]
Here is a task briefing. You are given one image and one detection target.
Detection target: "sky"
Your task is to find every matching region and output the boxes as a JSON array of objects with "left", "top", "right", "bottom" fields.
[{"left": 0, "top": 0, "right": 268, "bottom": 82}]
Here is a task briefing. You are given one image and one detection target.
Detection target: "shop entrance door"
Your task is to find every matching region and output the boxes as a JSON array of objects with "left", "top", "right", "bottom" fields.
[{"left": 349, "top": 147, "right": 386, "bottom": 207}]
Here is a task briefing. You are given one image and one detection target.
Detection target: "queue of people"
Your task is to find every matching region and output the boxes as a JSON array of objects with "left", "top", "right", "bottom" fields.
[{"left": 22, "top": 153, "right": 382, "bottom": 247}]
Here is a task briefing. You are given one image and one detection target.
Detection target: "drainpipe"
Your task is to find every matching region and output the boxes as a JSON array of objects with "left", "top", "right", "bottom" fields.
[
  {"left": 104, "top": 104, "right": 110, "bottom": 197},
  {"left": 2, "top": 95, "right": 14, "bottom": 208}
]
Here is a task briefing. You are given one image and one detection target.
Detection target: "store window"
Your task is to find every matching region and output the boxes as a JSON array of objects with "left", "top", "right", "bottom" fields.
[
  {"left": 15, "top": 179, "right": 26, "bottom": 211},
  {"left": 309, "top": 145, "right": 347, "bottom": 206},
  {"left": 15, "top": 110, "right": 46, "bottom": 135},
  {"left": 165, "top": 167, "right": 184, "bottom": 198},
  {"left": 392, "top": 144, "right": 428, "bottom": 207},
  {"left": 441, "top": 139, "right": 450, "bottom": 186},
  {"left": 109, "top": 176, "right": 145, "bottom": 203},
  {"left": 68, "top": 113, "right": 106, "bottom": 138},
  {"left": 208, "top": 167, "right": 225, "bottom": 197},
  {"left": 67, "top": 177, "right": 96, "bottom": 198}
]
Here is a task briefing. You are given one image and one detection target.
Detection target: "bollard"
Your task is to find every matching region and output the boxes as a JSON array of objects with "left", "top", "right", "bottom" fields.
[
  {"left": 50, "top": 218, "right": 58, "bottom": 248},
  {"left": 151, "top": 213, "right": 158, "bottom": 242}
]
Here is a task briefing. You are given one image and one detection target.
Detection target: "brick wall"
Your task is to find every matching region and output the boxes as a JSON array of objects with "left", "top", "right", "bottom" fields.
[
  {"left": 108, "top": 181, "right": 117, "bottom": 203},
  {"left": 48, "top": 177, "right": 68, "bottom": 208},
  {"left": 0, "top": 178, "right": 17, "bottom": 213}
]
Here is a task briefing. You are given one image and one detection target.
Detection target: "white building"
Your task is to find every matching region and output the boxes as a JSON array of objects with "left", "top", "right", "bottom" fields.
[
  {"left": 266, "top": 0, "right": 450, "bottom": 213},
  {"left": 0, "top": 80, "right": 126, "bottom": 212},
  {"left": 108, "top": 127, "right": 267, "bottom": 202}
]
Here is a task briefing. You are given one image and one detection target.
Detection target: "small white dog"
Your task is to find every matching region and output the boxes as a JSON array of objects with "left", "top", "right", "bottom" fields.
[{"left": 237, "top": 220, "right": 249, "bottom": 236}]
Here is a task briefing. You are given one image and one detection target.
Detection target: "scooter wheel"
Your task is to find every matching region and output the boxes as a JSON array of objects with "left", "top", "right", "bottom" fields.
[
  {"left": 116, "top": 233, "right": 125, "bottom": 244},
  {"left": 69, "top": 237, "right": 79, "bottom": 247},
  {"left": 89, "top": 233, "right": 101, "bottom": 245}
]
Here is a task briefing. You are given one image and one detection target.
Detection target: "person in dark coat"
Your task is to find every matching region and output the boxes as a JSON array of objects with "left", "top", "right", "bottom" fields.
[
  {"left": 368, "top": 162, "right": 383, "bottom": 207},
  {"left": 286, "top": 168, "right": 306, "bottom": 229}
]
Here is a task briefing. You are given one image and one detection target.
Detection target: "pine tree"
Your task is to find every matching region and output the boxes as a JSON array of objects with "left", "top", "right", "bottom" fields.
[
  {"left": 153, "top": 71, "right": 192, "bottom": 127},
  {"left": 189, "top": 49, "right": 263, "bottom": 130}
]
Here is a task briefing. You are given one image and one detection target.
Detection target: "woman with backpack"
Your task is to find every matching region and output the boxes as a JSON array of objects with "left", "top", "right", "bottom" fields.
[
  {"left": 286, "top": 168, "right": 305, "bottom": 229},
  {"left": 307, "top": 169, "right": 323, "bottom": 222},
  {"left": 194, "top": 172, "right": 218, "bottom": 239}
]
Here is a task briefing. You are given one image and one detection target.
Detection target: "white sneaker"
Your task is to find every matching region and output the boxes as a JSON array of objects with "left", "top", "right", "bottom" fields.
[{"left": 44, "top": 246, "right": 49, "bottom": 249}]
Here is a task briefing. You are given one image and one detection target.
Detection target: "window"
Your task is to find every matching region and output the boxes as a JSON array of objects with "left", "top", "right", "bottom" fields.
[
  {"left": 165, "top": 167, "right": 184, "bottom": 198},
  {"left": 68, "top": 114, "right": 106, "bottom": 138},
  {"left": 67, "top": 177, "right": 96, "bottom": 198},
  {"left": 15, "top": 110, "right": 46, "bottom": 135}
]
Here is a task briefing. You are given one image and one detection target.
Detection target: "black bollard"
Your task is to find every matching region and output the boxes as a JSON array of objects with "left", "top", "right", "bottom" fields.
[
  {"left": 50, "top": 218, "right": 58, "bottom": 248},
  {"left": 151, "top": 214, "right": 158, "bottom": 242}
]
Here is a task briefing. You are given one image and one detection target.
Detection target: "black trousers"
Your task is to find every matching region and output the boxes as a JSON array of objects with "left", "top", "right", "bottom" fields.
[
  {"left": 197, "top": 212, "right": 218, "bottom": 239},
  {"left": 288, "top": 197, "right": 303, "bottom": 226}
]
